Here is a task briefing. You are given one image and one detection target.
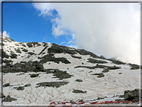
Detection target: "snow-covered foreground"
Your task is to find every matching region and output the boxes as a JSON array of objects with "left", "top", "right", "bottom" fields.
[
  {"left": 3, "top": 55, "right": 140, "bottom": 105},
  {"left": 1, "top": 36, "right": 141, "bottom": 105}
]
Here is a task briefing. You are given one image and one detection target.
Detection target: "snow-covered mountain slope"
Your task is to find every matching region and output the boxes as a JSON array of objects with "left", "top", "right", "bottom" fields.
[{"left": 0, "top": 36, "right": 141, "bottom": 105}]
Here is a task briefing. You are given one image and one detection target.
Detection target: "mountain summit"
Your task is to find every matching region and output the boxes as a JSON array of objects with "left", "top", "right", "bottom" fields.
[{"left": 1, "top": 36, "right": 141, "bottom": 105}]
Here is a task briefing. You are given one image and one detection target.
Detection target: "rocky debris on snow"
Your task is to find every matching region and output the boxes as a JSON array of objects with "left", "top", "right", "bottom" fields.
[
  {"left": 102, "top": 69, "right": 109, "bottom": 73},
  {"left": 76, "top": 49, "right": 99, "bottom": 58},
  {"left": 24, "top": 84, "right": 31, "bottom": 87},
  {"left": 129, "top": 63, "right": 140, "bottom": 70},
  {"left": 28, "top": 52, "right": 35, "bottom": 55},
  {"left": 99, "top": 55, "right": 106, "bottom": 59},
  {"left": 115, "top": 89, "right": 142, "bottom": 102},
  {"left": 96, "top": 97, "right": 105, "bottom": 100},
  {"left": 124, "top": 89, "right": 141, "bottom": 102},
  {"left": 48, "top": 43, "right": 77, "bottom": 55},
  {"left": 14, "top": 48, "right": 21, "bottom": 53},
  {"left": 72, "top": 89, "right": 87, "bottom": 93},
  {"left": 75, "top": 64, "right": 121, "bottom": 70},
  {"left": 36, "top": 81, "right": 69, "bottom": 88},
  {"left": 30, "top": 73, "right": 39, "bottom": 78},
  {"left": 93, "top": 73, "right": 105, "bottom": 78},
  {"left": 3, "top": 95, "right": 17, "bottom": 102},
  {"left": 21, "top": 48, "right": 28, "bottom": 52},
  {"left": 3, "top": 83, "right": 10, "bottom": 87},
  {"left": 0, "top": 93, "right": 5, "bottom": 98},
  {"left": 13, "top": 86, "right": 24, "bottom": 91},
  {"left": 52, "top": 69, "right": 73, "bottom": 80},
  {"left": 108, "top": 58, "right": 126, "bottom": 65},
  {"left": 3, "top": 61, "right": 44, "bottom": 73},
  {"left": 39, "top": 54, "right": 71, "bottom": 64},
  {"left": 75, "top": 79, "right": 83, "bottom": 82},
  {"left": 2, "top": 50, "right": 9, "bottom": 58},
  {"left": 48, "top": 43, "right": 99, "bottom": 58},
  {"left": 38, "top": 45, "right": 48, "bottom": 55},
  {"left": 87, "top": 58, "right": 107, "bottom": 64}
]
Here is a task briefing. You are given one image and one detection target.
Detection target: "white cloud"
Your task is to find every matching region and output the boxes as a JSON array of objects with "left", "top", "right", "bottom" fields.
[
  {"left": 51, "top": 17, "right": 72, "bottom": 37},
  {"left": 52, "top": 23, "right": 65, "bottom": 36},
  {"left": 67, "top": 33, "right": 76, "bottom": 46},
  {"left": 0, "top": 31, "right": 10, "bottom": 37},
  {"left": 68, "top": 44, "right": 78, "bottom": 49},
  {"left": 33, "top": 3, "right": 140, "bottom": 65},
  {"left": 60, "top": 42, "right": 65, "bottom": 45},
  {"left": 32, "top": 3, "right": 54, "bottom": 16}
]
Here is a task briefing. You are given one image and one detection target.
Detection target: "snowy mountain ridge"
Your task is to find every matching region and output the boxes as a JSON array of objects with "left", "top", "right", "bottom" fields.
[{"left": 1, "top": 36, "right": 141, "bottom": 105}]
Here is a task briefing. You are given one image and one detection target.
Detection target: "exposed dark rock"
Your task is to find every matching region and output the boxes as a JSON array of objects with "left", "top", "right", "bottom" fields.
[
  {"left": 97, "top": 73, "right": 104, "bottom": 78},
  {"left": 10, "top": 53, "right": 17, "bottom": 58},
  {"left": 24, "top": 84, "right": 31, "bottom": 87},
  {"left": 22, "top": 48, "right": 28, "bottom": 52},
  {"left": 22, "top": 44, "right": 26, "bottom": 47},
  {"left": 108, "top": 59, "right": 126, "bottom": 65},
  {"left": 74, "top": 66, "right": 96, "bottom": 69},
  {"left": 72, "top": 89, "right": 87, "bottom": 93},
  {"left": 36, "top": 81, "right": 69, "bottom": 88},
  {"left": 99, "top": 55, "right": 106, "bottom": 59},
  {"left": 30, "top": 74, "right": 39, "bottom": 78},
  {"left": 97, "top": 97, "right": 104, "bottom": 100},
  {"left": 3, "top": 59, "right": 13, "bottom": 66},
  {"left": 124, "top": 92, "right": 134, "bottom": 100},
  {"left": 20, "top": 61, "right": 26, "bottom": 64},
  {"left": 53, "top": 69, "right": 72, "bottom": 80},
  {"left": 2, "top": 50, "right": 9, "bottom": 58},
  {"left": 26, "top": 43, "right": 33, "bottom": 48},
  {"left": 87, "top": 58, "right": 107, "bottom": 64},
  {"left": 102, "top": 69, "right": 109, "bottom": 73},
  {"left": 3, "top": 61, "right": 44, "bottom": 73},
  {"left": 42, "top": 42, "right": 47, "bottom": 47},
  {"left": 124, "top": 89, "right": 141, "bottom": 102},
  {"left": 38, "top": 45, "right": 48, "bottom": 55},
  {"left": 3, "top": 95, "right": 17, "bottom": 102},
  {"left": 115, "top": 89, "right": 142, "bottom": 102},
  {"left": 76, "top": 49, "right": 99, "bottom": 58},
  {"left": 3, "top": 83, "right": 10, "bottom": 87},
  {"left": 28, "top": 52, "right": 35, "bottom": 55},
  {"left": 93, "top": 73, "right": 104, "bottom": 78},
  {"left": 31, "top": 42, "right": 41, "bottom": 47},
  {"left": 129, "top": 63, "right": 140, "bottom": 70},
  {"left": 15, "top": 48, "right": 21, "bottom": 53},
  {"left": 14, "top": 86, "right": 24, "bottom": 91},
  {"left": 75, "top": 64, "right": 121, "bottom": 70},
  {"left": 40, "top": 54, "right": 70, "bottom": 64},
  {"left": 48, "top": 43, "right": 77, "bottom": 55},
  {"left": 75, "top": 79, "right": 83, "bottom": 82},
  {"left": 0, "top": 93, "right": 5, "bottom": 98}
]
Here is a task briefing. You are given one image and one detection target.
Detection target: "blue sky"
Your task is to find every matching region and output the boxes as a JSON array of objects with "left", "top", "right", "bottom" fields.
[
  {"left": 1, "top": 2, "right": 140, "bottom": 64},
  {"left": 3, "top": 3, "right": 74, "bottom": 46}
]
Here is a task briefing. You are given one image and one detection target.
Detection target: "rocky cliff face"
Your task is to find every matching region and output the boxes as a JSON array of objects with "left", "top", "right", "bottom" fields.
[{"left": 0, "top": 36, "right": 141, "bottom": 105}]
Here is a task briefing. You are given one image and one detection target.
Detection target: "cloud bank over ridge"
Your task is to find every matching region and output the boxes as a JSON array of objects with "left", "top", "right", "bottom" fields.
[{"left": 33, "top": 3, "right": 140, "bottom": 65}]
